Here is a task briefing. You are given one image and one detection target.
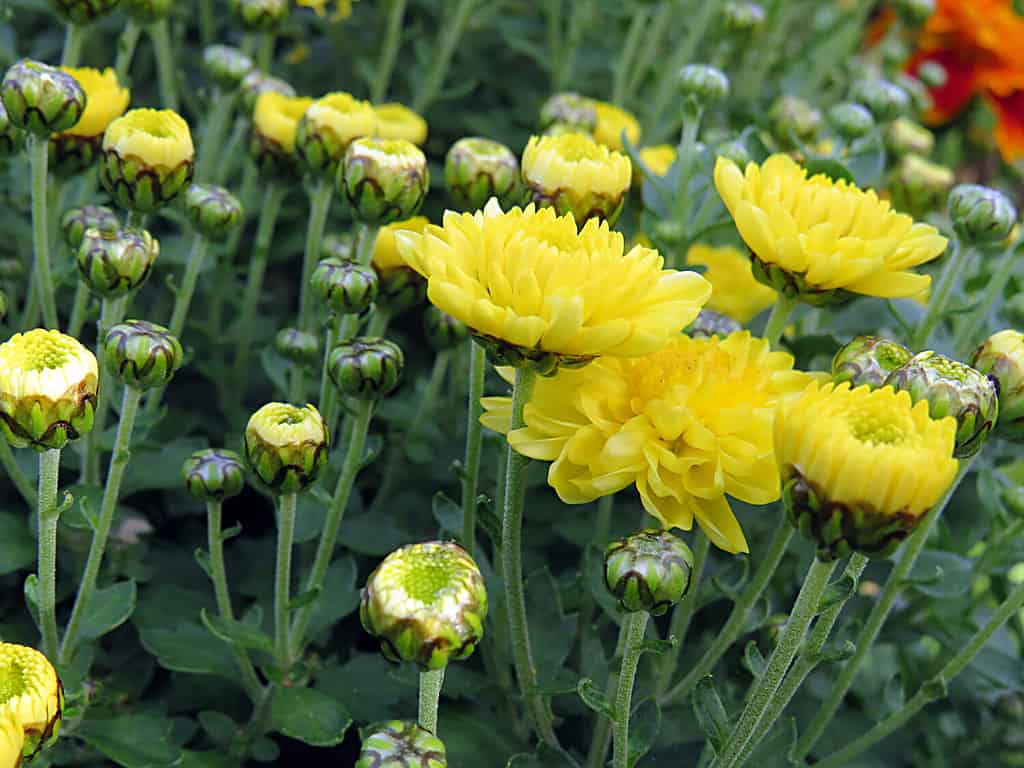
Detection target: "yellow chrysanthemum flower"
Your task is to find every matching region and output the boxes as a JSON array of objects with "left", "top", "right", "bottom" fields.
[
  {"left": 374, "top": 103, "right": 428, "bottom": 146},
  {"left": 396, "top": 199, "right": 711, "bottom": 372},
  {"left": 0, "top": 643, "right": 63, "bottom": 761},
  {"left": 103, "top": 108, "right": 194, "bottom": 169},
  {"left": 0, "top": 711, "right": 23, "bottom": 768},
  {"left": 713, "top": 154, "right": 948, "bottom": 302},
  {"left": 254, "top": 92, "right": 313, "bottom": 155},
  {"left": 686, "top": 243, "right": 777, "bottom": 323},
  {"left": 775, "top": 382, "right": 958, "bottom": 559},
  {"left": 482, "top": 332, "right": 814, "bottom": 553},
  {"left": 57, "top": 67, "right": 129, "bottom": 138},
  {"left": 592, "top": 100, "right": 641, "bottom": 151},
  {"left": 638, "top": 144, "right": 676, "bottom": 178},
  {"left": 373, "top": 216, "right": 431, "bottom": 272},
  {"left": 304, "top": 92, "right": 376, "bottom": 149}
]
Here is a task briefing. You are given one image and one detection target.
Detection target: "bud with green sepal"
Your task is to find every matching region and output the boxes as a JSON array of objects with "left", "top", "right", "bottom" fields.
[
  {"left": 356, "top": 721, "right": 447, "bottom": 767},
  {"left": 294, "top": 92, "right": 376, "bottom": 178},
  {"left": 239, "top": 70, "right": 296, "bottom": 114},
  {"left": 971, "top": 330, "right": 1024, "bottom": 442},
  {"left": 948, "top": 184, "right": 1018, "bottom": 245},
  {"left": 274, "top": 327, "right": 320, "bottom": 366},
  {"left": 678, "top": 64, "right": 730, "bottom": 104},
  {"left": 604, "top": 529, "right": 694, "bottom": 616},
  {"left": 444, "top": 137, "right": 520, "bottom": 211},
  {"left": 50, "top": 0, "right": 120, "bottom": 23},
  {"left": 183, "top": 183, "right": 243, "bottom": 242},
  {"left": 722, "top": 1, "right": 765, "bottom": 32},
  {"left": 340, "top": 138, "right": 429, "bottom": 226},
  {"left": 244, "top": 402, "right": 328, "bottom": 495},
  {"left": 0, "top": 642, "right": 63, "bottom": 763},
  {"left": 328, "top": 337, "right": 404, "bottom": 399},
  {"left": 424, "top": 306, "right": 468, "bottom": 351},
  {"left": 62, "top": 204, "right": 118, "bottom": 250},
  {"left": 539, "top": 92, "right": 597, "bottom": 133},
  {"left": 0, "top": 99, "right": 23, "bottom": 156},
  {"left": 885, "top": 350, "right": 999, "bottom": 458},
  {"left": 885, "top": 117, "right": 935, "bottom": 157},
  {"left": 182, "top": 448, "right": 246, "bottom": 501},
  {"left": 832, "top": 336, "right": 912, "bottom": 389},
  {"left": 889, "top": 155, "right": 954, "bottom": 218},
  {"left": 104, "top": 320, "right": 183, "bottom": 391},
  {"left": 322, "top": 232, "right": 355, "bottom": 263},
  {"left": 850, "top": 79, "right": 910, "bottom": 121},
  {"left": 230, "top": 0, "right": 288, "bottom": 30},
  {"left": 687, "top": 309, "right": 742, "bottom": 339},
  {"left": 121, "top": 0, "right": 171, "bottom": 23},
  {"left": 203, "top": 45, "right": 255, "bottom": 91},
  {"left": 360, "top": 541, "right": 488, "bottom": 670},
  {"left": 311, "top": 258, "right": 378, "bottom": 316},
  {"left": 76, "top": 226, "right": 158, "bottom": 298},
  {"left": 0, "top": 59, "right": 85, "bottom": 136},
  {"left": 769, "top": 95, "right": 822, "bottom": 147},
  {"left": 827, "top": 102, "right": 874, "bottom": 140}
]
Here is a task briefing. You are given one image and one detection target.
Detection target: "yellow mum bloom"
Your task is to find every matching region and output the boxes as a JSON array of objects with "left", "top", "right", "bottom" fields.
[
  {"left": 686, "top": 243, "right": 777, "bottom": 323},
  {"left": 592, "top": 100, "right": 641, "bottom": 151},
  {"left": 304, "top": 91, "right": 376, "bottom": 148},
  {"left": 482, "top": 332, "right": 814, "bottom": 553},
  {"left": 396, "top": 199, "right": 710, "bottom": 372},
  {"left": 374, "top": 103, "right": 428, "bottom": 146},
  {"left": 254, "top": 92, "right": 313, "bottom": 155},
  {"left": 374, "top": 216, "right": 431, "bottom": 272},
  {"left": 57, "top": 67, "right": 129, "bottom": 138},
  {"left": 0, "top": 643, "right": 63, "bottom": 761},
  {"left": 0, "top": 711, "right": 23, "bottom": 768},
  {"left": 103, "top": 108, "right": 194, "bottom": 169},
  {"left": 714, "top": 154, "right": 948, "bottom": 303},
  {"left": 776, "top": 382, "right": 958, "bottom": 559},
  {"left": 638, "top": 144, "right": 676, "bottom": 178}
]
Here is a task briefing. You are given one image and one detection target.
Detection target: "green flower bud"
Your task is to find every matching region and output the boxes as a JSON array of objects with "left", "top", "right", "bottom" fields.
[
  {"left": 971, "top": 330, "right": 1024, "bottom": 442},
  {"left": 687, "top": 309, "right": 742, "bottom": 339},
  {"left": 121, "top": 0, "right": 171, "bottom": 23},
  {"left": 0, "top": 642, "right": 63, "bottom": 763},
  {"left": 604, "top": 529, "right": 693, "bottom": 616},
  {"left": 538, "top": 92, "right": 597, "bottom": 133},
  {"left": 423, "top": 306, "right": 468, "bottom": 351},
  {"left": 893, "top": 0, "right": 934, "bottom": 24},
  {"left": 0, "top": 98, "right": 24, "bottom": 156},
  {"left": 948, "top": 184, "right": 1018, "bottom": 245},
  {"left": 339, "top": 138, "right": 429, "bottom": 226},
  {"left": 230, "top": 0, "right": 289, "bottom": 30},
  {"left": 76, "top": 226, "right": 158, "bottom": 298},
  {"left": 543, "top": 122, "right": 589, "bottom": 138},
  {"left": 295, "top": 92, "right": 377, "bottom": 178},
  {"left": 49, "top": 0, "right": 119, "bottom": 23},
  {"left": 444, "top": 137, "right": 520, "bottom": 211},
  {"left": 244, "top": 403, "right": 328, "bottom": 494},
  {"left": 274, "top": 327, "right": 320, "bottom": 365},
  {"left": 722, "top": 1, "right": 765, "bottom": 32},
  {"left": 104, "top": 320, "right": 183, "bottom": 391},
  {"left": 328, "top": 337, "right": 404, "bottom": 399},
  {"left": 885, "top": 350, "right": 999, "bottom": 458},
  {"left": 356, "top": 721, "right": 446, "bottom": 767},
  {"left": 182, "top": 448, "right": 246, "bottom": 501},
  {"left": 311, "top": 258, "right": 378, "bottom": 316},
  {"left": 0, "top": 59, "right": 86, "bottom": 136},
  {"left": 48, "top": 132, "right": 101, "bottom": 177},
  {"left": 827, "top": 102, "right": 874, "bottom": 140},
  {"left": 678, "top": 64, "right": 730, "bottom": 103},
  {"left": 849, "top": 79, "right": 910, "bottom": 121},
  {"left": 832, "top": 335, "right": 912, "bottom": 389},
  {"left": 889, "top": 154, "right": 955, "bottom": 218},
  {"left": 182, "top": 183, "right": 243, "bottom": 241},
  {"left": 61, "top": 204, "right": 118, "bottom": 250},
  {"left": 715, "top": 140, "right": 751, "bottom": 168},
  {"left": 202, "top": 45, "right": 255, "bottom": 91},
  {"left": 916, "top": 60, "right": 947, "bottom": 89},
  {"left": 896, "top": 73, "right": 933, "bottom": 115},
  {"left": 239, "top": 71, "right": 296, "bottom": 115},
  {"left": 884, "top": 117, "right": 935, "bottom": 157},
  {"left": 360, "top": 541, "right": 487, "bottom": 670},
  {"left": 769, "top": 95, "right": 822, "bottom": 147}
]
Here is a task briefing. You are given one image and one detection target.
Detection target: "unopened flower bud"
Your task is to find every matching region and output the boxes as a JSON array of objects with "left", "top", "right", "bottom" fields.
[
  {"left": 230, "top": 0, "right": 289, "bottom": 30},
  {"left": 329, "top": 337, "right": 404, "bottom": 399},
  {"left": 769, "top": 95, "right": 822, "bottom": 146},
  {"left": 104, "top": 320, "right": 183, "bottom": 391},
  {"left": 0, "top": 59, "right": 85, "bottom": 136},
  {"left": 916, "top": 60, "right": 947, "bottom": 89},
  {"left": 890, "top": 154, "right": 954, "bottom": 218},
  {"left": 885, "top": 117, "right": 935, "bottom": 157},
  {"left": 715, "top": 140, "right": 751, "bottom": 167},
  {"left": 444, "top": 137, "right": 520, "bottom": 211},
  {"left": 183, "top": 183, "right": 243, "bottom": 241},
  {"left": 121, "top": 0, "right": 171, "bottom": 23},
  {"left": 360, "top": 540, "right": 487, "bottom": 670},
  {"left": 61, "top": 204, "right": 118, "bottom": 250},
  {"left": 832, "top": 336, "right": 912, "bottom": 389},
  {"left": 50, "top": 0, "right": 119, "bottom": 23},
  {"left": 239, "top": 70, "right": 296, "bottom": 115},
  {"left": 948, "top": 184, "right": 1018, "bottom": 245},
  {"left": 678, "top": 64, "right": 730, "bottom": 103},
  {"left": 356, "top": 721, "right": 446, "bottom": 768},
  {"left": 593, "top": 100, "right": 642, "bottom": 152},
  {"left": 827, "top": 102, "right": 874, "bottom": 140},
  {"left": 202, "top": 45, "right": 255, "bottom": 91},
  {"left": 850, "top": 79, "right": 910, "bottom": 121},
  {"left": 373, "top": 218, "right": 430, "bottom": 313},
  {"left": 722, "top": 1, "right": 765, "bottom": 32},
  {"left": 0, "top": 99, "right": 22, "bottom": 156},
  {"left": 893, "top": 0, "right": 934, "bottom": 24},
  {"left": 374, "top": 103, "right": 428, "bottom": 146},
  {"left": 885, "top": 350, "right": 999, "bottom": 458},
  {"left": 543, "top": 122, "right": 588, "bottom": 138},
  {"left": 423, "top": 306, "right": 468, "bottom": 351},
  {"left": 340, "top": 138, "right": 429, "bottom": 225},
  {"left": 76, "top": 226, "right": 158, "bottom": 298},
  {"left": 687, "top": 309, "right": 742, "bottom": 339},
  {"left": 604, "top": 529, "right": 693, "bottom": 616},
  {"left": 0, "top": 642, "right": 63, "bottom": 762},
  {"left": 244, "top": 402, "right": 328, "bottom": 494},
  {"left": 0, "top": 329, "right": 98, "bottom": 451},
  {"left": 971, "top": 330, "right": 1024, "bottom": 442},
  {"left": 295, "top": 92, "right": 376, "bottom": 178},
  {"left": 311, "top": 258, "right": 378, "bottom": 316},
  {"left": 274, "top": 327, "right": 320, "bottom": 365},
  {"left": 896, "top": 73, "right": 932, "bottom": 115},
  {"left": 251, "top": 92, "right": 313, "bottom": 179},
  {"left": 49, "top": 66, "right": 130, "bottom": 177},
  {"left": 539, "top": 92, "right": 597, "bottom": 133},
  {"left": 182, "top": 448, "right": 246, "bottom": 501},
  {"left": 322, "top": 232, "right": 355, "bottom": 263}
]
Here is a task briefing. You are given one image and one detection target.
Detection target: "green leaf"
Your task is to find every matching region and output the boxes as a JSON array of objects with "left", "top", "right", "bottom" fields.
[
  {"left": 636, "top": 637, "right": 678, "bottom": 656},
  {"left": 906, "top": 550, "right": 973, "bottom": 598},
  {"left": 305, "top": 556, "right": 359, "bottom": 637},
  {"left": 76, "top": 714, "right": 184, "bottom": 768},
  {"left": 200, "top": 609, "right": 274, "bottom": 653},
  {"left": 269, "top": 686, "right": 352, "bottom": 747},
  {"left": 179, "top": 749, "right": 239, "bottom": 768},
  {"left": 804, "top": 157, "right": 855, "bottom": 185},
  {"left": 820, "top": 639, "right": 856, "bottom": 664},
  {"left": 140, "top": 622, "right": 239, "bottom": 679},
  {"left": 506, "top": 743, "right": 579, "bottom": 768},
  {"left": 0, "top": 511, "right": 35, "bottom": 575},
  {"left": 526, "top": 567, "right": 578, "bottom": 684},
  {"left": 693, "top": 676, "right": 730, "bottom": 756},
  {"left": 81, "top": 580, "right": 137, "bottom": 641},
  {"left": 743, "top": 640, "right": 766, "bottom": 679},
  {"left": 818, "top": 572, "right": 858, "bottom": 612},
  {"left": 122, "top": 437, "right": 208, "bottom": 494},
  {"left": 315, "top": 653, "right": 416, "bottom": 724},
  {"left": 249, "top": 737, "right": 280, "bottom": 763},
  {"left": 432, "top": 491, "right": 463, "bottom": 538},
  {"left": 197, "top": 710, "right": 237, "bottom": 748},
  {"left": 286, "top": 587, "right": 321, "bottom": 611},
  {"left": 576, "top": 677, "right": 614, "bottom": 719},
  {"left": 628, "top": 698, "right": 661, "bottom": 767}
]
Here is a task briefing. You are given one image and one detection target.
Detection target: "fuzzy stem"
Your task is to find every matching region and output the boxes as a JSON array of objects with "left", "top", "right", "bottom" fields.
[
  {"left": 84, "top": 296, "right": 127, "bottom": 484},
  {"left": 0, "top": 439, "right": 36, "bottom": 508},
  {"left": 36, "top": 448, "right": 62, "bottom": 659},
  {"left": 299, "top": 179, "right": 333, "bottom": 330},
  {"left": 30, "top": 136, "right": 58, "bottom": 329},
  {"left": 763, "top": 294, "right": 798, "bottom": 348},
  {"left": 61, "top": 24, "right": 85, "bottom": 67},
  {"left": 418, "top": 668, "right": 446, "bottom": 735},
  {"left": 461, "top": 342, "right": 486, "bottom": 557},
  {"left": 274, "top": 493, "right": 297, "bottom": 666},
  {"left": 67, "top": 282, "right": 91, "bottom": 338},
  {"left": 196, "top": 90, "right": 237, "bottom": 182},
  {"left": 911, "top": 239, "right": 965, "bottom": 350},
  {"left": 148, "top": 20, "right": 179, "bottom": 111},
  {"left": 114, "top": 22, "right": 141, "bottom": 82},
  {"left": 365, "top": 306, "right": 391, "bottom": 338},
  {"left": 371, "top": 0, "right": 408, "bottom": 102},
  {"left": 612, "top": 612, "right": 649, "bottom": 768},
  {"left": 656, "top": 531, "right": 710, "bottom": 697}
]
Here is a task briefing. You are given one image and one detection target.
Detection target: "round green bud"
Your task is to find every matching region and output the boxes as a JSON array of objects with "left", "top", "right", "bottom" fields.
[
  {"left": 896, "top": 73, "right": 933, "bottom": 115},
  {"left": 202, "top": 45, "right": 255, "bottom": 91},
  {"left": 769, "top": 95, "right": 822, "bottom": 147},
  {"left": 827, "top": 102, "right": 874, "bottom": 140},
  {"left": 885, "top": 350, "right": 999, "bottom": 458},
  {"left": 832, "top": 335, "right": 912, "bottom": 389},
  {"left": 722, "top": 1, "right": 765, "bottom": 32},
  {"left": 971, "top": 330, "right": 1024, "bottom": 442},
  {"left": 339, "top": 138, "right": 429, "bottom": 226},
  {"left": 423, "top": 306, "right": 468, "bottom": 351},
  {"left": 121, "top": 0, "right": 171, "bottom": 23},
  {"left": 104, "top": 320, "right": 183, "bottom": 391},
  {"left": 687, "top": 309, "right": 742, "bottom": 339},
  {"left": 0, "top": 98, "right": 24, "bottom": 156},
  {"left": 182, "top": 183, "right": 243, "bottom": 241},
  {"left": 538, "top": 92, "right": 597, "bottom": 133},
  {"left": 322, "top": 232, "right": 355, "bottom": 263},
  {"left": 889, "top": 154, "right": 955, "bottom": 218},
  {"left": 311, "top": 258, "right": 378, "bottom": 316},
  {"left": 360, "top": 540, "right": 487, "bottom": 670},
  {"left": 916, "top": 60, "right": 947, "bottom": 89},
  {"left": 61, "top": 204, "right": 118, "bottom": 250},
  {"left": 715, "top": 140, "right": 751, "bottom": 168},
  {"left": 604, "top": 529, "right": 694, "bottom": 616},
  {"left": 356, "top": 721, "right": 446, "bottom": 767},
  {"left": 76, "top": 226, "right": 158, "bottom": 298},
  {"left": 182, "top": 448, "right": 246, "bottom": 501},
  {"left": 244, "top": 403, "right": 328, "bottom": 495},
  {"left": 274, "top": 327, "right": 320, "bottom": 365},
  {"left": 49, "top": 0, "right": 120, "bottom": 23},
  {"left": 48, "top": 132, "right": 101, "bottom": 177},
  {"left": 328, "top": 337, "right": 404, "bottom": 400},
  {"left": 849, "top": 79, "right": 910, "bottom": 121},
  {"left": 884, "top": 117, "right": 935, "bottom": 157},
  {"left": 0, "top": 59, "right": 86, "bottom": 136},
  {"left": 948, "top": 184, "right": 1018, "bottom": 245},
  {"left": 230, "top": 0, "right": 289, "bottom": 30},
  {"left": 444, "top": 137, "right": 521, "bottom": 211},
  {"left": 678, "top": 64, "right": 730, "bottom": 103},
  {"left": 239, "top": 71, "right": 296, "bottom": 115},
  {"left": 893, "top": 0, "right": 934, "bottom": 24},
  {"left": 377, "top": 267, "right": 427, "bottom": 315}
]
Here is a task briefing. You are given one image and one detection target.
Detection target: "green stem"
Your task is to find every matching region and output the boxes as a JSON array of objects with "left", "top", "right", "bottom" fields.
[
  {"left": 503, "top": 367, "right": 560, "bottom": 747},
  {"left": 911, "top": 239, "right": 964, "bottom": 350},
  {"left": 659, "top": 521, "right": 794, "bottom": 706},
  {"left": 61, "top": 23, "right": 85, "bottom": 67},
  {"left": 197, "top": 91, "right": 237, "bottom": 182},
  {"left": 418, "top": 668, "right": 446, "bottom": 735},
  {"left": 30, "top": 136, "right": 58, "bottom": 329},
  {"left": 586, "top": 618, "right": 630, "bottom": 768},
  {"left": 36, "top": 448, "right": 62, "bottom": 660},
  {"left": 612, "top": 612, "right": 649, "bottom": 768},
  {"left": 411, "top": 0, "right": 479, "bottom": 112},
  {"left": 544, "top": 0, "right": 562, "bottom": 87},
  {"left": 114, "top": 22, "right": 141, "bottom": 83},
  {"left": 274, "top": 492, "right": 297, "bottom": 666},
  {"left": 0, "top": 439, "right": 36, "bottom": 508},
  {"left": 318, "top": 315, "right": 342, "bottom": 431},
  {"left": 763, "top": 294, "right": 798, "bottom": 348},
  {"left": 408, "top": 350, "right": 451, "bottom": 441},
  {"left": 625, "top": 0, "right": 673, "bottom": 95},
  {"left": 576, "top": 494, "right": 616, "bottom": 659},
  {"left": 715, "top": 557, "right": 838, "bottom": 768},
  {"left": 198, "top": 0, "right": 215, "bottom": 45},
  {"left": 299, "top": 179, "right": 333, "bottom": 330},
  {"left": 953, "top": 242, "right": 1020, "bottom": 357},
  {"left": 371, "top": 0, "right": 408, "bottom": 102},
  {"left": 60, "top": 386, "right": 141, "bottom": 664},
  {"left": 553, "top": 0, "right": 593, "bottom": 91},
  {"left": 366, "top": 307, "right": 390, "bottom": 338},
  {"left": 67, "top": 282, "right": 91, "bottom": 338},
  {"left": 814, "top": 579, "right": 1024, "bottom": 768},
  {"left": 611, "top": 7, "right": 651, "bottom": 107},
  {"left": 257, "top": 33, "right": 274, "bottom": 72},
  {"left": 656, "top": 531, "right": 710, "bottom": 697},
  {"left": 147, "top": 20, "right": 179, "bottom": 111},
  {"left": 84, "top": 296, "right": 127, "bottom": 484},
  {"left": 734, "top": 0, "right": 795, "bottom": 109},
  {"left": 461, "top": 340, "right": 486, "bottom": 557},
  {"left": 791, "top": 459, "right": 975, "bottom": 762},
  {"left": 214, "top": 117, "right": 248, "bottom": 186},
  {"left": 169, "top": 235, "right": 208, "bottom": 341}
]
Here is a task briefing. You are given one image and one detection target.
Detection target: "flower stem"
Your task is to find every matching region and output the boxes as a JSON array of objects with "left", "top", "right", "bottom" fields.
[
  {"left": 198, "top": 0, "right": 215, "bottom": 45},
  {"left": 371, "top": 0, "right": 408, "bottom": 102},
  {"left": 408, "top": 350, "right": 451, "bottom": 442},
  {"left": 274, "top": 492, "right": 297, "bottom": 666},
  {"left": 0, "top": 439, "right": 35, "bottom": 508},
  {"left": 67, "top": 282, "right": 91, "bottom": 338},
  {"left": 612, "top": 612, "right": 649, "bottom": 768},
  {"left": 503, "top": 366, "right": 560, "bottom": 747},
  {"left": 61, "top": 386, "right": 141, "bottom": 664},
  {"left": 114, "top": 21, "right": 141, "bottom": 83},
  {"left": 911, "top": 238, "right": 965, "bottom": 350},
  {"left": 656, "top": 531, "right": 710, "bottom": 697},
  {"left": 299, "top": 179, "right": 333, "bottom": 330},
  {"left": 611, "top": 7, "right": 651, "bottom": 107},
  {"left": 196, "top": 90, "right": 237, "bottom": 182},
  {"left": 29, "top": 135, "right": 58, "bottom": 330},
  {"left": 625, "top": 0, "right": 672, "bottom": 96},
  {"left": 412, "top": 0, "right": 479, "bottom": 112},
  {"left": 418, "top": 667, "right": 446, "bottom": 735},
  {"left": 585, "top": 618, "right": 628, "bottom": 768},
  {"left": 61, "top": 23, "right": 85, "bottom": 67},
  {"left": 85, "top": 296, "right": 127, "bottom": 484},
  {"left": 715, "top": 557, "right": 838, "bottom": 768},
  {"left": 954, "top": 241, "right": 1021, "bottom": 357},
  {"left": 257, "top": 33, "right": 274, "bottom": 72},
  {"left": 763, "top": 294, "right": 798, "bottom": 348},
  {"left": 461, "top": 342, "right": 486, "bottom": 558},
  {"left": 147, "top": 20, "right": 179, "bottom": 111},
  {"left": 790, "top": 459, "right": 974, "bottom": 762},
  {"left": 36, "top": 448, "right": 62, "bottom": 660}
]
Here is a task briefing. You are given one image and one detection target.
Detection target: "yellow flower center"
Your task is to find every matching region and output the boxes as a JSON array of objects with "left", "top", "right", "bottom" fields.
[
  {"left": 846, "top": 406, "right": 909, "bottom": 446},
  {"left": 0, "top": 329, "right": 98, "bottom": 402},
  {"left": 8, "top": 332, "right": 74, "bottom": 371}
]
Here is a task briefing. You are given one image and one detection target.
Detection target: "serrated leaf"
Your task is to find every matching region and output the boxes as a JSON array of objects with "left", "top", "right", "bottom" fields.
[
  {"left": 76, "top": 714, "right": 183, "bottom": 768},
  {"left": 576, "top": 677, "right": 614, "bottom": 719},
  {"left": 200, "top": 608, "right": 274, "bottom": 653},
  {"left": 270, "top": 686, "right": 352, "bottom": 747},
  {"left": 693, "top": 676, "right": 730, "bottom": 756},
  {"left": 81, "top": 581, "right": 137, "bottom": 641}
]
